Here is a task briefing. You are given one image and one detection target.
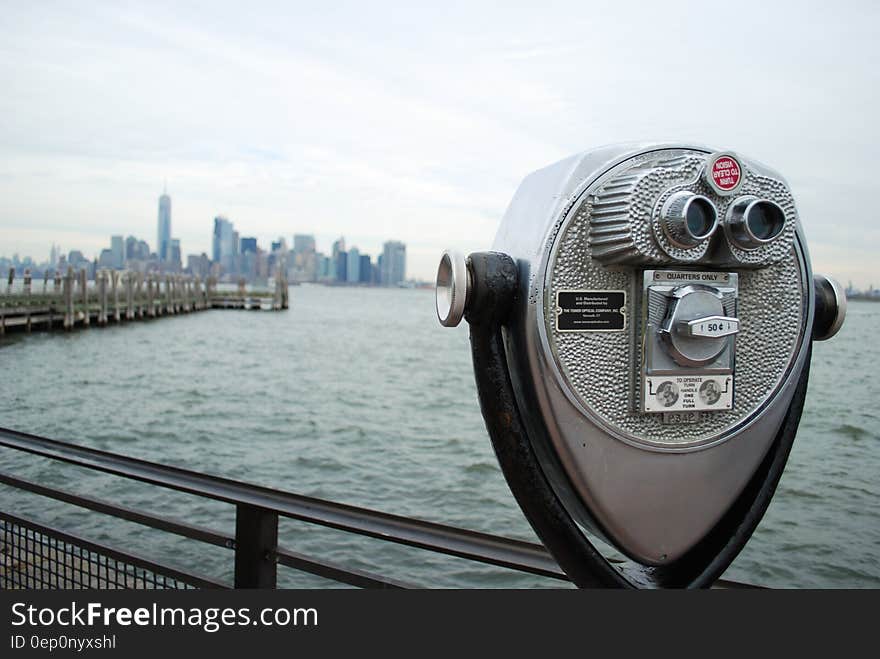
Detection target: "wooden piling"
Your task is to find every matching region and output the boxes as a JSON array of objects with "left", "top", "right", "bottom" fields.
[
  {"left": 79, "top": 269, "right": 89, "bottom": 326},
  {"left": 147, "top": 275, "right": 155, "bottom": 317},
  {"left": 63, "top": 267, "right": 74, "bottom": 330},
  {"left": 136, "top": 273, "right": 144, "bottom": 318},
  {"left": 125, "top": 272, "right": 134, "bottom": 320},
  {"left": 111, "top": 271, "right": 120, "bottom": 322},
  {"left": 0, "top": 269, "right": 285, "bottom": 336},
  {"left": 97, "top": 270, "right": 108, "bottom": 326}
]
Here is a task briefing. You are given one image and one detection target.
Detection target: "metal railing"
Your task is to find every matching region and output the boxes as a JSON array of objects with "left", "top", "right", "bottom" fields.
[
  {"left": 0, "top": 426, "right": 756, "bottom": 589},
  {"left": 0, "top": 513, "right": 217, "bottom": 589},
  {"left": 0, "top": 425, "right": 571, "bottom": 589}
]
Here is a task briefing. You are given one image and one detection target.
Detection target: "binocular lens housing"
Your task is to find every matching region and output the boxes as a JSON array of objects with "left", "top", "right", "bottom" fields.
[
  {"left": 687, "top": 197, "right": 717, "bottom": 238},
  {"left": 726, "top": 196, "right": 786, "bottom": 250},
  {"left": 661, "top": 192, "right": 719, "bottom": 247}
]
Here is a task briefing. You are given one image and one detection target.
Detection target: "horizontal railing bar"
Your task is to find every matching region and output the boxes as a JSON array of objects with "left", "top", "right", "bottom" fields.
[
  {"left": 0, "top": 511, "right": 228, "bottom": 590},
  {"left": 0, "top": 426, "right": 568, "bottom": 581},
  {"left": 275, "top": 548, "right": 414, "bottom": 589},
  {"left": 0, "top": 471, "right": 417, "bottom": 589},
  {"left": 0, "top": 470, "right": 231, "bottom": 549},
  {"left": 0, "top": 429, "right": 760, "bottom": 589}
]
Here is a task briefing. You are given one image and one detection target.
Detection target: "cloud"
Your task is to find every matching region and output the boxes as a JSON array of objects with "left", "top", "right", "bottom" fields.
[{"left": 0, "top": 1, "right": 878, "bottom": 283}]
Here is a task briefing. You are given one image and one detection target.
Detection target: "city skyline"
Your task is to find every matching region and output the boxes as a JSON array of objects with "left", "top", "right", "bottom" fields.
[
  {"left": 0, "top": 184, "right": 416, "bottom": 282},
  {"left": 0, "top": 186, "right": 411, "bottom": 287},
  {"left": 1, "top": 3, "right": 878, "bottom": 285}
]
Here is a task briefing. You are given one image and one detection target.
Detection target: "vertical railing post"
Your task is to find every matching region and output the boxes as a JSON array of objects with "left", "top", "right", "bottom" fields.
[{"left": 234, "top": 505, "right": 278, "bottom": 589}]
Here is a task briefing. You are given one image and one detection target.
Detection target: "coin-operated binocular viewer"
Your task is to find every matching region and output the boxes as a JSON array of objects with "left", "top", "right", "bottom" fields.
[{"left": 436, "top": 144, "right": 846, "bottom": 588}]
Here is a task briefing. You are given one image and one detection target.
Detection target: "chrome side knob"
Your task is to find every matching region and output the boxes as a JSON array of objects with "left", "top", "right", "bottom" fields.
[
  {"left": 435, "top": 250, "right": 470, "bottom": 327},
  {"left": 813, "top": 274, "right": 846, "bottom": 341}
]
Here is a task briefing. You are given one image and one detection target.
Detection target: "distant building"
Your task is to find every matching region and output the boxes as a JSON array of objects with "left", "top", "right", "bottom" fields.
[
  {"left": 240, "top": 237, "right": 258, "bottom": 255},
  {"left": 125, "top": 236, "right": 137, "bottom": 260},
  {"left": 110, "top": 235, "right": 124, "bottom": 269},
  {"left": 169, "top": 239, "right": 182, "bottom": 270},
  {"left": 335, "top": 250, "right": 347, "bottom": 282},
  {"left": 157, "top": 190, "right": 171, "bottom": 262},
  {"left": 125, "top": 236, "right": 150, "bottom": 262},
  {"left": 68, "top": 250, "right": 87, "bottom": 268},
  {"left": 346, "top": 247, "right": 360, "bottom": 283},
  {"left": 293, "top": 234, "right": 316, "bottom": 254},
  {"left": 212, "top": 216, "right": 237, "bottom": 275},
  {"left": 316, "top": 253, "right": 334, "bottom": 282},
  {"left": 49, "top": 244, "right": 60, "bottom": 270},
  {"left": 98, "top": 248, "right": 115, "bottom": 269},
  {"left": 380, "top": 241, "right": 406, "bottom": 286},
  {"left": 332, "top": 237, "right": 345, "bottom": 260},
  {"left": 186, "top": 253, "right": 211, "bottom": 279},
  {"left": 359, "top": 254, "right": 371, "bottom": 284}
]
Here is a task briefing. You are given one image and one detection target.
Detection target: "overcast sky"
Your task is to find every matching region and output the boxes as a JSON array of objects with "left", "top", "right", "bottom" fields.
[{"left": 1, "top": 0, "right": 878, "bottom": 284}]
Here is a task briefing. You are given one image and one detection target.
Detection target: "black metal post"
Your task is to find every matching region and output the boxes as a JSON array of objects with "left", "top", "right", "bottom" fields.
[{"left": 234, "top": 504, "right": 278, "bottom": 588}]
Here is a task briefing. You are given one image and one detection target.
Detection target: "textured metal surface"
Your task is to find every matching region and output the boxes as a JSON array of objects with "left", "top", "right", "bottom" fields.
[
  {"left": 545, "top": 148, "right": 805, "bottom": 447},
  {"left": 587, "top": 151, "right": 797, "bottom": 267}
]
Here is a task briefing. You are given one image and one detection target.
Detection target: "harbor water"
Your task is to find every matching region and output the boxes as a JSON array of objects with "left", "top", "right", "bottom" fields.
[{"left": 0, "top": 287, "right": 877, "bottom": 588}]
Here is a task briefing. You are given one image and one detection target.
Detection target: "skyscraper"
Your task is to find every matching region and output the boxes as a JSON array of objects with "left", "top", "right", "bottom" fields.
[
  {"left": 331, "top": 236, "right": 345, "bottom": 260},
  {"left": 240, "top": 237, "right": 258, "bottom": 255},
  {"left": 212, "top": 216, "right": 237, "bottom": 274},
  {"left": 380, "top": 241, "right": 406, "bottom": 286},
  {"left": 293, "top": 234, "right": 316, "bottom": 254},
  {"left": 157, "top": 189, "right": 171, "bottom": 262},
  {"left": 332, "top": 236, "right": 347, "bottom": 282},
  {"left": 346, "top": 247, "right": 360, "bottom": 283},
  {"left": 110, "top": 235, "right": 124, "bottom": 269},
  {"left": 359, "top": 254, "right": 372, "bottom": 284},
  {"left": 169, "top": 239, "right": 181, "bottom": 270}
]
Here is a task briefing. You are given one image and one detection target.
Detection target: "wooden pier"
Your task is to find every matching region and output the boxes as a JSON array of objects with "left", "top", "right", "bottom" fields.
[{"left": 0, "top": 267, "right": 289, "bottom": 334}]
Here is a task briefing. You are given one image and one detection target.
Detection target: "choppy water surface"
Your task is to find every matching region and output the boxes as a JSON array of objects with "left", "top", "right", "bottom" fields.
[{"left": 0, "top": 288, "right": 877, "bottom": 588}]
